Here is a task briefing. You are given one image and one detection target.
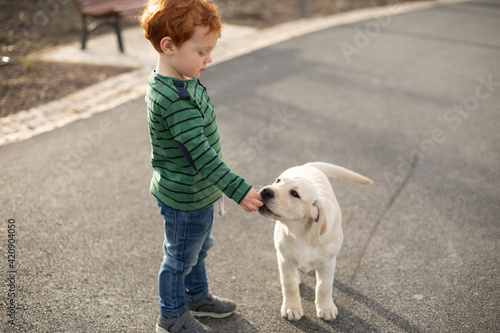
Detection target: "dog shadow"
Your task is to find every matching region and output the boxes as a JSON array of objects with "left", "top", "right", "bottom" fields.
[
  {"left": 292, "top": 276, "right": 422, "bottom": 333},
  {"left": 199, "top": 278, "right": 422, "bottom": 332},
  {"left": 289, "top": 306, "right": 380, "bottom": 333}
]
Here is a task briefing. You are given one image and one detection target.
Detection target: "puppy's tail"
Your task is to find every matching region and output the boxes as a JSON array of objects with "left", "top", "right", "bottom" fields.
[{"left": 304, "top": 162, "right": 373, "bottom": 185}]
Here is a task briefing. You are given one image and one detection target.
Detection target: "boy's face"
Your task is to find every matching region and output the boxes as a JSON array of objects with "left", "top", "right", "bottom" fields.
[{"left": 169, "top": 26, "right": 219, "bottom": 80}]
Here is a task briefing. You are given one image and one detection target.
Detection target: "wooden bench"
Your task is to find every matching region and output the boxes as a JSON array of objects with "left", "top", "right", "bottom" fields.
[{"left": 73, "top": 0, "right": 147, "bottom": 53}]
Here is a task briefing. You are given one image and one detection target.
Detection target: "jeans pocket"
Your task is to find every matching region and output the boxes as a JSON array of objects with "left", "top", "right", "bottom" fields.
[
  {"left": 157, "top": 199, "right": 177, "bottom": 244},
  {"left": 184, "top": 205, "right": 214, "bottom": 237}
]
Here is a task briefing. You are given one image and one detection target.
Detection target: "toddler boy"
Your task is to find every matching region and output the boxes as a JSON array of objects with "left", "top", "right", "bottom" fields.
[{"left": 140, "top": 0, "right": 263, "bottom": 332}]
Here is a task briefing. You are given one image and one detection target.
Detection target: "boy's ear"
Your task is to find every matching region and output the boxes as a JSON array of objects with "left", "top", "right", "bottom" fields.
[{"left": 160, "top": 37, "right": 175, "bottom": 55}]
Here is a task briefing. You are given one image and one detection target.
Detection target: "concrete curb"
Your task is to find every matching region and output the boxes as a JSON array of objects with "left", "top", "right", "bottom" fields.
[{"left": 0, "top": 0, "right": 466, "bottom": 147}]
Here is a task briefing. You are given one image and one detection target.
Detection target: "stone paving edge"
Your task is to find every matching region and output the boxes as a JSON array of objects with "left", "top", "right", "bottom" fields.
[{"left": 0, "top": 0, "right": 466, "bottom": 147}]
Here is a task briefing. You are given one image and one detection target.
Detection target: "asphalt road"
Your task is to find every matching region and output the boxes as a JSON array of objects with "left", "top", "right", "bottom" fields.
[{"left": 1, "top": 1, "right": 499, "bottom": 332}]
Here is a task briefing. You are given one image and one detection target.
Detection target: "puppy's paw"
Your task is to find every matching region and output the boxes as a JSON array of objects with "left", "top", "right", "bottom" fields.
[
  {"left": 281, "top": 306, "right": 304, "bottom": 321},
  {"left": 316, "top": 303, "right": 338, "bottom": 321}
]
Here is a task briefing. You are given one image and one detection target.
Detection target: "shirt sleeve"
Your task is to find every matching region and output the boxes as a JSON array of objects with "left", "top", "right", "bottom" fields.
[{"left": 162, "top": 99, "right": 252, "bottom": 204}]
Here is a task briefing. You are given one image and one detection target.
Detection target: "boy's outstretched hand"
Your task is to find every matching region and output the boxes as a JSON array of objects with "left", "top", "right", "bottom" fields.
[{"left": 240, "top": 188, "right": 264, "bottom": 212}]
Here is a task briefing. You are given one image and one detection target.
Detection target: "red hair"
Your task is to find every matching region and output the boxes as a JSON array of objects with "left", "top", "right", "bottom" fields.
[{"left": 140, "top": 0, "right": 222, "bottom": 53}]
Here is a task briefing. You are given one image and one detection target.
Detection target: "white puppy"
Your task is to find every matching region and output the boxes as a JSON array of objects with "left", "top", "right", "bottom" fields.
[{"left": 258, "top": 162, "right": 372, "bottom": 321}]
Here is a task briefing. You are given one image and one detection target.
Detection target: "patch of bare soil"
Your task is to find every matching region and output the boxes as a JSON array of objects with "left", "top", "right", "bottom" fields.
[{"left": 0, "top": 0, "right": 412, "bottom": 118}]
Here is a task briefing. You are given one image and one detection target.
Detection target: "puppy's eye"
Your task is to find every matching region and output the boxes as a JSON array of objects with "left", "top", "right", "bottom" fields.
[
  {"left": 290, "top": 190, "right": 300, "bottom": 198},
  {"left": 275, "top": 178, "right": 281, "bottom": 183}
]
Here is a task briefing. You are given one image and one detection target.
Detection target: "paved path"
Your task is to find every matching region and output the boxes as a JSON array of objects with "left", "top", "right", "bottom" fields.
[
  {"left": 0, "top": 0, "right": 463, "bottom": 146},
  {"left": 1, "top": 1, "right": 499, "bottom": 332}
]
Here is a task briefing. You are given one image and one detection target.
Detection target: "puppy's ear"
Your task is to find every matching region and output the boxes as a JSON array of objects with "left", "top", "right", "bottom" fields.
[
  {"left": 311, "top": 199, "right": 321, "bottom": 222},
  {"left": 311, "top": 198, "right": 327, "bottom": 238}
]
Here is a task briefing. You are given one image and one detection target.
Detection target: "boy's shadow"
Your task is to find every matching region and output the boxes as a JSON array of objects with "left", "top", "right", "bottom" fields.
[{"left": 200, "top": 313, "right": 258, "bottom": 333}]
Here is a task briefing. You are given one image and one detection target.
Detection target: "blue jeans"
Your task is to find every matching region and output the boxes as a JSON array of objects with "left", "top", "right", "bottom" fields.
[{"left": 156, "top": 198, "right": 215, "bottom": 319}]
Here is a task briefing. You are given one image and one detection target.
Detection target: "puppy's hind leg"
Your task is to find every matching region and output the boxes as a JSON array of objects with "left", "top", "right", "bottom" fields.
[
  {"left": 278, "top": 257, "right": 304, "bottom": 321},
  {"left": 315, "top": 259, "right": 338, "bottom": 321}
]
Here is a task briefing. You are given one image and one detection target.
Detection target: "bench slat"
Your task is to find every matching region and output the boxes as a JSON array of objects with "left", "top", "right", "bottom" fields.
[
  {"left": 77, "top": 0, "right": 144, "bottom": 18},
  {"left": 73, "top": 0, "right": 146, "bottom": 53}
]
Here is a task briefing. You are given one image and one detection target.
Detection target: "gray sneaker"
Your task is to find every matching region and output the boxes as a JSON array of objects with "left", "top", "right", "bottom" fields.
[
  {"left": 156, "top": 311, "right": 212, "bottom": 333},
  {"left": 187, "top": 293, "right": 237, "bottom": 318}
]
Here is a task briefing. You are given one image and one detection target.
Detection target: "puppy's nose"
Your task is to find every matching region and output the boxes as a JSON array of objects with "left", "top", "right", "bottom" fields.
[{"left": 260, "top": 187, "right": 275, "bottom": 200}]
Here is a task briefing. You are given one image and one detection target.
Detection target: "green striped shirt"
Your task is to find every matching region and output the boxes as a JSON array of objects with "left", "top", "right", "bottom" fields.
[{"left": 146, "top": 71, "right": 252, "bottom": 211}]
